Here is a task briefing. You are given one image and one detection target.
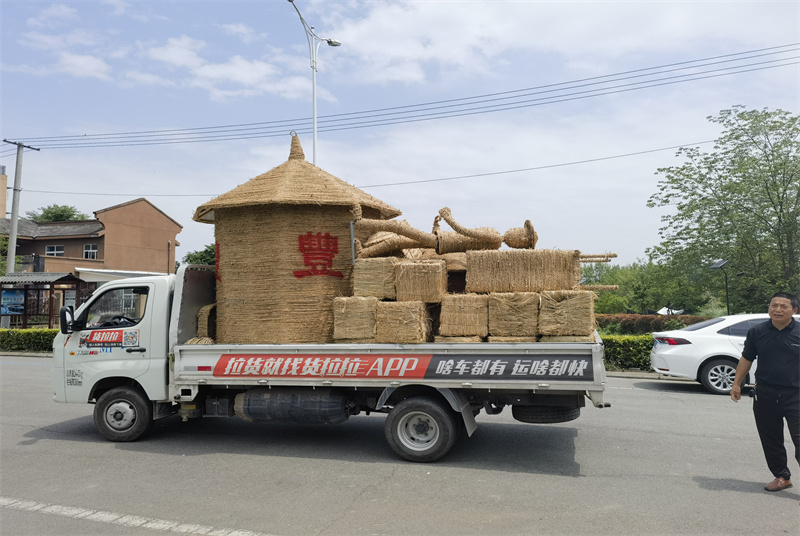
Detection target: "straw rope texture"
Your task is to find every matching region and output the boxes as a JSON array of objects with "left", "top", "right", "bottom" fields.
[
  {"left": 540, "top": 334, "right": 596, "bottom": 342},
  {"left": 435, "top": 336, "right": 483, "bottom": 343},
  {"left": 465, "top": 249, "right": 581, "bottom": 293},
  {"left": 488, "top": 292, "right": 540, "bottom": 337},
  {"left": 333, "top": 296, "right": 377, "bottom": 340},
  {"left": 395, "top": 260, "right": 448, "bottom": 303},
  {"left": 438, "top": 294, "right": 489, "bottom": 337},
  {"left": 353, "top": 258, "right": 398, "bottom": 299},
  {"left": 215, "top": 205, "right": 355, "bottom": 344},
  {"left": 487, "top": 336, "right": 539, "bottom": 343},
  {"left": 196, "top": 304, "right": 217, "bottom": 339},
  {"left": 375, "top": 301, "right": 431, "bottom": 343},
  {"left": 403, "top": 249, "right": 467, "bottom": 271},
  {"left": 538, "top": 290, "right": 595, "bottom": 336}
]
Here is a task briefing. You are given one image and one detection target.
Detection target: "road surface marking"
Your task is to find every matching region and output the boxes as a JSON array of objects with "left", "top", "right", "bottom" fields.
[{"left": 0, "top": 497, "right": 277, "bottom": 536}]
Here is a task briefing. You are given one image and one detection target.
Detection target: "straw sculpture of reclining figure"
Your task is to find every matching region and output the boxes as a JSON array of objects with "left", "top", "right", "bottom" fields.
[{"left": 355, "top": 207, "right": 539, "bottom": 258}]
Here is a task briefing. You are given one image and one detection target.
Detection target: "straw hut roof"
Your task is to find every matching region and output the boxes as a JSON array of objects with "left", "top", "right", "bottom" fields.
[{"left": 193, "top": 135, "right": 401, "bottom": 223}]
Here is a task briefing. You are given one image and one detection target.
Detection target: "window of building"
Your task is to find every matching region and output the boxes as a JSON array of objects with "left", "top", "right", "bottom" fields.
[
  {"left": 83, "top": 244, "right": 98, "bottom": 260},
  {"left": 45, "top": 245, "right": 64, "bottom": 257}
]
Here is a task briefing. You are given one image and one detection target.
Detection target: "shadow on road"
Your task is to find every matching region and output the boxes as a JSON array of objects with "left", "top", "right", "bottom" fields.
[
  {"left": 22, "top": 413, "right": 582, "bottom": 476},
  {"left": 631, "top": 380, "right": 752, "bottom": 396},
  {"left": 693, "top": 476, "right": 799, "bottom": 501}
]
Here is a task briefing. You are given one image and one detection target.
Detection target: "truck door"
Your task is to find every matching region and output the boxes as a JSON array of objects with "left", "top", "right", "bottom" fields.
[{"left": 63, "top": 284, "right": 153, "bottom": 403}]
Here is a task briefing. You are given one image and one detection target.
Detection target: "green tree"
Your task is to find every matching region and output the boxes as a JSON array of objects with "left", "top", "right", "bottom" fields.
[
  {"left": 182, "top": 244, "right": 216, "bottom": 265},
  {"left": 25, "top": 204, "right": 88, "bottom": 222},
  {"left": 647, "top": 106, "right": 800, "bottom": 312}
]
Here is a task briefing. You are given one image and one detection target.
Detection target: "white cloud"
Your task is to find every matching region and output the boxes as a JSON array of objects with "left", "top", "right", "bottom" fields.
[
  {"left": 220, "top": 23, "right": 264, "bottom": 44},
  {"left": 125, "top": 70, "right": 176, "bottom": 87},
  {"left": 26, "top": 3, "right": 78, "bottom": 29},
  {"left": 147, "top": 35, "right": 207, "bottom": 69},
  {"left": 20, "top": 29, "right": 101, "bottom": 51},
  {"left": 58, "top": 52, "right": 112, "bottom": 79},
  {"left": 102, "top": 0, "right": 153, "bottom": 22}
]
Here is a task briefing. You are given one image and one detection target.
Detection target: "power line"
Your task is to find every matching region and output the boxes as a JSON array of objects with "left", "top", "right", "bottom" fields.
[
  {"left": 24, "top": 138, "right": 716, "bottom": 197},
  {"left": 3, "top": 45, "right": 796, "bottom": 151}
]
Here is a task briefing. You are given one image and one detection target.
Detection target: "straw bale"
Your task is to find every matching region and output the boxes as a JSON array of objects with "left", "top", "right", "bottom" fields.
[
  {"left": 395, "top": 260, "right": 448, "bottom": 303},
  {"left": 215, "top": 205, "right": 355, "bottom": 344},
  {"left": 540, "top": 334, "right": 596, "bottom": 343},
  {"left": 488, "top": 292, "right": 539, "bottom": 337},
  {"left": 438, "top": 294, "right": 489, "bottom": 337},
  {"left": 488, "top": 336, "right": 539, "bottom": 343},
  {"left": 353, "top": 258, "right": 398, "bottom": 299},
  {"left": 376, "top": 301, "right": 431, "bottom": 344},
  {"left": 434, "top": 336, "right": 483, "bottom": 343},
  {"left": 333, "top": 296, "right": 377, "bottom": 340},
  {"left": 336, "top": 338, "right": 376, "bottom": 344},
  {"left": 197, "top": 304, "right": 216, "bottom": 339},
  {"left": 185, "top": 337, "right": 215, "bottom": 344},
  {"left": 538, "top": 290, "right": 596, "bottom": 336},
  {"left": 404, "top": 249, "right": 467, "bottom": 272},
  {"left": 465, "top": 249, "right": 581, "bottom": 293}
]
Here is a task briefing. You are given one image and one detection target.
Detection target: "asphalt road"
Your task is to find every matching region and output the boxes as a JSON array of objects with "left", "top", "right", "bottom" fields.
[{"left": 1, "top": 355, "right": 798, "bottom": 536}]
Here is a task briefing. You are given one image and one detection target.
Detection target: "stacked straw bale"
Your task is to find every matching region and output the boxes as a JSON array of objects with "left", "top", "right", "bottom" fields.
[
  {"left": 333, "top": 296, "right": 377, "bottom": 342},
  {"left": 376, "top": 301, "right": 431, "bottom": 343},
  {"left": 465, "top": 249, "right": 581, "bottom": 293},
  {"left": 488, "top": 292, "right": 539, "bottom": 337},
  {"left": 353, "top": 257, "right": 398, "bottom": 299},
  {"left": 404, "top": 248, "right": 467, "bottom": 271},
  {"left": 395, "top": 260, "right": 448, "bottom": 303},
  {"left": 488, "top": 336, "right": 539, "bottom": 343},
  {"left": 438, "top": 294, "right": 489, "bottom": 337},
  {"left": 435, "top": 336, "right": 483, "bottom": 343},
  {"left": 538, "top": 290, "right": 595, "bottom": 336}
]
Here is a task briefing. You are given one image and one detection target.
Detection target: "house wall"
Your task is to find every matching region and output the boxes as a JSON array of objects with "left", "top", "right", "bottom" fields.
[
  {"left": 41, "top": 256, "right": 104, "bottom": 273},
  {"left": 17, "top": 237, "right": 104, "bottom": 261},
  {"left": 96, "top": 201, "right": 181, "bottom": 274}
]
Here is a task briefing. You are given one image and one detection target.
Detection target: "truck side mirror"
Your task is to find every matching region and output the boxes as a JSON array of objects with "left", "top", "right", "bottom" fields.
[{"left": 59, "top": 306, "right": 74, "bottom": 334}]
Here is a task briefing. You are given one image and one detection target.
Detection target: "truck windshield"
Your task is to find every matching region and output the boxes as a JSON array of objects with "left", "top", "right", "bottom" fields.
[{"left": 84, "top": 287, "right": 149, "bottom": 329}]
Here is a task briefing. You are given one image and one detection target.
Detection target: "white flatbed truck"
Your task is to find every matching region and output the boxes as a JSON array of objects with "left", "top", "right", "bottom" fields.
[{"left": 52, "top": 265, "right": 609, "bottom": 462}]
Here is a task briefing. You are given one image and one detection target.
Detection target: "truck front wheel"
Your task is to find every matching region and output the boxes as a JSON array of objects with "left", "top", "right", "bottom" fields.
[
  {"left": 385, "top": 396, "right": 459, "bottom": 463},
  {"left": 94, "top": 386, "right": 153, "bottom": 442}
]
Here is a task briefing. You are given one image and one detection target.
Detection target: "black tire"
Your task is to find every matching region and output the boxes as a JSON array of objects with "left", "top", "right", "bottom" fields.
[
  {"left": 700, "top": 359, "right": 738, "bottom": 395},
  {"left": 94, "top": 387, "right": 153, "bottom": 442},
  {"left": 511, "top": 405, "right": 580, "bottom": 424},
  {"left": 385, "top": 397, "right": 459, "bottom": 463}
]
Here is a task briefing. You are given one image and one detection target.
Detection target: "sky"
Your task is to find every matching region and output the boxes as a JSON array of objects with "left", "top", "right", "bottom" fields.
[{"left": 1, "top": 0, "right": 798, "bottom": 268}]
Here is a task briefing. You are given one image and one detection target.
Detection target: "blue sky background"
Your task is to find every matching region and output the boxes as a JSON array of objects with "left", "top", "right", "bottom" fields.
[{"left": 1, "top": 0, "right": 798, "bottom": 266}]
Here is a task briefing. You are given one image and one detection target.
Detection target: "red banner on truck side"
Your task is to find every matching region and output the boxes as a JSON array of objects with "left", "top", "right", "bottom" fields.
[{"left": 213, "top": 354, "right": 432, "bottom": 379}]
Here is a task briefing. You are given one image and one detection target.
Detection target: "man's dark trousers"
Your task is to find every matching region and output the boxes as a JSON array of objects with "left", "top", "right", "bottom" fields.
[{"left": 753, "top": 382, "right": 800, "bottom": 480}]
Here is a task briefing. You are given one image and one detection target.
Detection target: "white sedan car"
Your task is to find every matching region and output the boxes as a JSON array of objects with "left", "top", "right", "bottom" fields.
[{"left": 650, "top": 314, "right": 798, "bottom": 395}]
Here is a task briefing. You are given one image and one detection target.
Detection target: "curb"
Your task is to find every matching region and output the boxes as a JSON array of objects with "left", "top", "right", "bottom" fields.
[{"left": 606, "top": 370, "right": 694, "bottom": 381}]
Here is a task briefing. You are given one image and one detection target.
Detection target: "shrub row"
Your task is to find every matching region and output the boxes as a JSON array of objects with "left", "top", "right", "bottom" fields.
[
  {"left": 0, "top": 329, "right": 59, "bottom": 352},
  {"left": 601, "top": 334, "right": 653, "bottom": 370},
  {"left": 596, "top": 314, "right": 709, "bottom": 335}
]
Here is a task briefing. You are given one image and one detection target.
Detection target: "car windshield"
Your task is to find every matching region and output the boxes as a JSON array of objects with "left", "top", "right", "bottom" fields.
[{"left": 680, "top": 317, "right": 726, "bottom": 331}]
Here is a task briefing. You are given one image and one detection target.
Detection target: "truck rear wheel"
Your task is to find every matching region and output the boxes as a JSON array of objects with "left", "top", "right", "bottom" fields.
[
  {"left": 94, "top": 386, "right": 153, "bottom": 442},
  {"left": 385, "top": 396, "right": 459, "bottom": 463}
]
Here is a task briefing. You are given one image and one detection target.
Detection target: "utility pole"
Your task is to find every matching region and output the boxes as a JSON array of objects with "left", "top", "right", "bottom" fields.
[{"left": 2, "top": 139, "right": 40, "bottom": 275}]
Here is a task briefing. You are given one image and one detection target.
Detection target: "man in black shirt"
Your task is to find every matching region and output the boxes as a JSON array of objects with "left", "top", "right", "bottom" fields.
[{"left": 731, "top": 292, "right": 800, "bottom": 492}]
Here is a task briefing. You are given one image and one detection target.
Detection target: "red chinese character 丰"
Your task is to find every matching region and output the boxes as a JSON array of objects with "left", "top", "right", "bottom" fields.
[{"left": 293, "top": 232, "right": 344, "bottom": 279}]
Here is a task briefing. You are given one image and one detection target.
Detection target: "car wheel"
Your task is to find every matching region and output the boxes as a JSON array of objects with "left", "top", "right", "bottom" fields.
[
  {"left": 700, "top": 359, "right": 738, "bottom": 395},
  {"left": 94, "top": 386, "right": 153, "bottom": 441}
]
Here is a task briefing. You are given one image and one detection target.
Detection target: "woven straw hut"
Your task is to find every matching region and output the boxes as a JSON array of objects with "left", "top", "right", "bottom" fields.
[{"left": 193, "top": 135, "right": 401, "bottom": 344}]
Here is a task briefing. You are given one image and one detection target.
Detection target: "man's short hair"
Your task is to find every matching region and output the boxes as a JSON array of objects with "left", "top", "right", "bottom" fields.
[{"left": 770, "top": 291, "right": 799, "bottom": 310}]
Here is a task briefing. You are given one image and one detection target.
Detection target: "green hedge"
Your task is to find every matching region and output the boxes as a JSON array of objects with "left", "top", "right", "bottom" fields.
[
  {"left": 0, "top": 329, "right": 59, "bottom": 352},
  {"left": 601, "top": 334, "right": 653, "bottom": 370}
]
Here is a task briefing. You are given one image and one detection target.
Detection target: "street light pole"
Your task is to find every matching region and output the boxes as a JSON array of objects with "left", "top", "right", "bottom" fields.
[
  {"left": 288, "top": 0, "right": 341, "bottom": 166},
  {"left": 709, "top": 259, "right": 731, "bottom": 315}
]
